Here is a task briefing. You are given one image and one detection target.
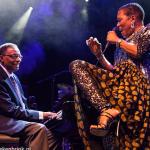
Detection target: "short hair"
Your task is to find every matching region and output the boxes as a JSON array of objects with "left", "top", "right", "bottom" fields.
[
  {"left": 119, "top": 3, "right": 145, "bottom": 22},
  {"left": 0, "top": 43, "right": 18, "bottom": 55}
]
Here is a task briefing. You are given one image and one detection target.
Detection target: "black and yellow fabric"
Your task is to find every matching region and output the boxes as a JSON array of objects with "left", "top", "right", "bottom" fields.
[
  {"left": 73, "top": 79, "right": 92, "bottom": 150},
  {"left": 70, "top": 23, "right": 150, "bottom": 150},
  {"left": 110, "top": 60, "right": 150, "bottom": 150},
  {"left": 70, "top": 59, "right": 150, "bottom": 150}
]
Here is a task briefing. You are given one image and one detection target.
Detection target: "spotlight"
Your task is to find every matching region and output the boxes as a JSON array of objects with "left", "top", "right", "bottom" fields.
[
  {"left": 29, "top": 6, "right": 33, "bottom": 11},
  {"left": 6, "top": 7, "right": 33, "bottom": 43}
]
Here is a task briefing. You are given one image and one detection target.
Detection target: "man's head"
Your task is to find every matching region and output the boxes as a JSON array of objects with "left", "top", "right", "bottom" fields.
[{"left": 0, "top": 43, "right": 23, "bottom": 73}]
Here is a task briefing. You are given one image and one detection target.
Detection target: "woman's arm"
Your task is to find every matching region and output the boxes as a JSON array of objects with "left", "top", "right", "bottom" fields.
[
  {"left": 107, "top": 28, "right": 150, "bottom": 58},
  {"left": 96, "top": 54, "right": 114, "bottom": 70},
  {"left": 118, "top": 40, "right": 138, "bottom": 57},
  {"left": 86, "top": 37, "right": 114, "bottom": 70}
]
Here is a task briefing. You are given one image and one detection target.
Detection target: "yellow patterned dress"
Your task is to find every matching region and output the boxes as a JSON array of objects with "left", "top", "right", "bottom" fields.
[{"left": 70, "top": 24, "right": 150, "bottom": 150}]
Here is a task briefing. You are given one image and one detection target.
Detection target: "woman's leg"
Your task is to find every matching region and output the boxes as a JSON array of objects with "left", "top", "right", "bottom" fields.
[
  {"left": 70, "top": 60, "right": 120, "bottom": 125},
  {"left": 70, "top": 60, "right": 110, "bottom": 111}
]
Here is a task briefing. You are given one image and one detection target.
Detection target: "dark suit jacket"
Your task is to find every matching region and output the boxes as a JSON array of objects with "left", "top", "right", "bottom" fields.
[{"left": 0, "top": 65, "right": 40, "bottom": 135}]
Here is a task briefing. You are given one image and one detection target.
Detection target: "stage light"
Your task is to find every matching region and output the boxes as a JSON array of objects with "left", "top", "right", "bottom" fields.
[
  {"left": 81, "top": 8, "right": 88, "bottom": 20},
  {"left": 81, "top": 0, "right": 89, "bottom": 21},
  {"left": 6, "top": 6, "right": 33, "bottom": 43},
  {"left": 85, "top": 0, "right": 89, "bottom": 2}
]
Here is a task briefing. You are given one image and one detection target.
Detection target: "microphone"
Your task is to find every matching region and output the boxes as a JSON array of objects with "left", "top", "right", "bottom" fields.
[{"left": 102, "top": 26, "right": 118, "bottom": 54}]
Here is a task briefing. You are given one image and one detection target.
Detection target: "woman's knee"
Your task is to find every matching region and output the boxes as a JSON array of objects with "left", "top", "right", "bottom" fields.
[{"left": 69, "top": 59, "right": 87, "bottom": 72}]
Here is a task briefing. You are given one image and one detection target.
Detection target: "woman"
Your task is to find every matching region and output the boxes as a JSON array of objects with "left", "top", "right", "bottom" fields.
[{"left": 70, "top": 3, "right": 150, "bottom": 149}]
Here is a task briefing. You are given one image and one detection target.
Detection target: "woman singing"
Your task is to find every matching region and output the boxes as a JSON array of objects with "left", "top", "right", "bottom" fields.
[{"left": 70, "top": 3, "right": 150, "bottom": 149}]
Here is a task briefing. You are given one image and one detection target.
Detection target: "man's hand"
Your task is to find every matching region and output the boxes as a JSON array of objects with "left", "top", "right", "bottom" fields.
[
  {"left": 43, "top": 112, "right": 57, "bottom": 120},
  {"left": 86, "top": 37, "right": 103, "bottom": 57}
]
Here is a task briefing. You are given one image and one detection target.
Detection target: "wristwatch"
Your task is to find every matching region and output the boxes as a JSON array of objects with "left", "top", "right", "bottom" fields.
[{"left": 117, "top": 38, "right": 123, "bottom": 48}]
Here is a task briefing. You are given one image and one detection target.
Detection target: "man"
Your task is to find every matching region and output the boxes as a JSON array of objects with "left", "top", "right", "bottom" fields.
[{"left": 0, "top": 43, "right": 61, "bottom": 149}]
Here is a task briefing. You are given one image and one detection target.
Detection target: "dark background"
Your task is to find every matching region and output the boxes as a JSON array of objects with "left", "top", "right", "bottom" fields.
[{"left": 0, "top": 0, "right": 149, "bottom": 111}]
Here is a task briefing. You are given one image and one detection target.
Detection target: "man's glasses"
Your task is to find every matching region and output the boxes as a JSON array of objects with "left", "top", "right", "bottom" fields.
[{"left": 2, "top": 54, "right": 23, "bottom": 59}]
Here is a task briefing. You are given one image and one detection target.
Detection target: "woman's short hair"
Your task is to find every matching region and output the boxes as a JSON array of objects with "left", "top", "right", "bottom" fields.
[{"left": 119, "top": 3, "right": 145, "bottom": 22}]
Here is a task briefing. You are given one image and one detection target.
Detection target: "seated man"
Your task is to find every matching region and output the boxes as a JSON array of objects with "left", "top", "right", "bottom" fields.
[{"left": 0, "top": 43, "right": 61, "bottom": 150}]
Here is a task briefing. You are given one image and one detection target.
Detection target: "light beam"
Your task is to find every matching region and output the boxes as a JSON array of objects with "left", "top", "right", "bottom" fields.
[{"left": 6, "top": 7, "right": 33, "bottom": 44}]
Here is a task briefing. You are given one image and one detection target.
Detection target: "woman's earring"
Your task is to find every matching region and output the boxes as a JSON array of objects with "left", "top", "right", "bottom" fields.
[{"left": 131, "top": 21, "right": 135, "bottom": 29}]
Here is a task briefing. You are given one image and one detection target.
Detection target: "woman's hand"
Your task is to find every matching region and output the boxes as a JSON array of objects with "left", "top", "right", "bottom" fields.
[
  {"left": 107, "top": 31, "right": 120, "bottom": 44},
  {"left": 86, "top": 36, "right": 114, "bottom": 70},
  {"left": 86, "top": 37, "right": 103, "bottom": 57}
]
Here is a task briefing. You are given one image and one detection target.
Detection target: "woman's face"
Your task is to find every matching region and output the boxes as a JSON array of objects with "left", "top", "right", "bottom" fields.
[{"left": 117, "top": 9, "right": 134, "bottom": 38}]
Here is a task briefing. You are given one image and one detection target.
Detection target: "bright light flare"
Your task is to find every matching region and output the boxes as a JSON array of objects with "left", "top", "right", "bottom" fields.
[{"left": 6, "top": 7, "right": 33, "bottom": 43}]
